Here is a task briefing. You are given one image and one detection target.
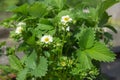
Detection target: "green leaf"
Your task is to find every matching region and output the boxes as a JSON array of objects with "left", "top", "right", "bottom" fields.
[
  {"left": 0, "top": 41, "right": 6, "bottom": 47},
  {"left": 104, "top": 32, "right": 113, "bottom": 40},
  {"left": 81, "top": 0, "right": 102, "bottom": 7},
  {"left": 39, "top": 18, "right": 53, "bottom": 25},
  {"left": 29, "top": 2, "right": 47, "bottom": 18},
  {"left": 44, "top": 51, "right": 50, "bottom": 58},
  {"left": 26, "top": 35, "right": 35, "bottom": 45},
  {"left": 12, "top": 4, "right": 29, "bottom": 15},
  {"left": 8, "top": 55, "right": 23, "bottom": 71},
  {"left": 86, "top": 42, "right": 116, "bottom": 62},
  {"left": 17, "top": 68, "right": 28, "bottom": 80},
  {"left": 0, "top": 65, "right": 13, "bottom": 73},
  {"left": 44, "top": 0, "right": 66, "bottom": 10},
  {"left": 76, "top": 50, "right": 93, "bottom": 69},
  {"left": 98, "top": 0, "right": 118, "bottom": 17},
  {"left": 25, "top": 51, "right": 37, "bottom": 69},
  {"left": 32, "top": 56, "right": 48, "bottom": 77},
  {"left": 98, "top": 12, "right": 110, "bottom": 27},
  {"left": 20, "top": 54, "right": 27, "bottom": 64},
  {"left": 76, "top": 28, "right": 95, "bottom": 50},
  {"left": 105, "top": 25, "right": 117, "bottom": 33},
  {"left": 37, "top": 23, "right": 54, "bottom": 31},
  {"left": 48, "top": 29, "right": 56, "bottom": 35},
  {"left": 67, "top": 0, "right": 82, "bottom": 8},
  {"left": 54, "top": 0, "right": 66, "bottom": 10}
]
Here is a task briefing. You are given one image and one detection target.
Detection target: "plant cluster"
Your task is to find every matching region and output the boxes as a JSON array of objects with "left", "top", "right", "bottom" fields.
[
  {"left": 0, "top": 65, "right": 16, "bottom": 80},
  {"left": 1, "top": 0, "right": 120, "bottom": 80}
]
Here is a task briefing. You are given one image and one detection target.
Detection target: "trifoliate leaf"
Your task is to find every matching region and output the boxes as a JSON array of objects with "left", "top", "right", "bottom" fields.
[
  {"left": 17, "top": 68, "right": 28, "bottom": 80},
  {"left": 32, "top": 56, "right": 48, "bottom": 77},
  {"left": 76, "top": 50, "right": 93, "bottom": 69},
  {"left": 86, "top": 42, "right": 116, "bottom": 62},
  {"left": 8, "top": 55, "right": 23, "bottom": 71},
  {"left": 76, "top": 28, "right": 95, "bottom": 50}
]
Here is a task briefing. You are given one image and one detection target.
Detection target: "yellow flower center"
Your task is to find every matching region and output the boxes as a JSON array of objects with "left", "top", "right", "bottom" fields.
[
  {"left": 45, "top": 37, "right": 49, "bottom": 42},
  {"left": 64, "top": 17, "right": 69, "bottom": 21}
]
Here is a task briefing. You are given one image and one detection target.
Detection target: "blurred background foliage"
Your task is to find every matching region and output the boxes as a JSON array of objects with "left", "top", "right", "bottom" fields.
[
  {"left": 0, "top": 0, "right": 19, "bottom": 11},
  {"left": 0, "top": 0, "right": 103, "bottom": 12},
  {"left": 0, "top": 0, "right": 35, "bottom": 11},
  {"left": 0, "top": 0, "right": 119, "bottom": 26},
  {"left": 0, "top": 0, "right": 37, "bottom": 21},
  {"left": 0, "top": 0, "right": 104, "bottom": 22}
]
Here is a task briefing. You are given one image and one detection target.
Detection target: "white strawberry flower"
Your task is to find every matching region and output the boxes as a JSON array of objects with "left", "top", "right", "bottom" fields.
[
  {"left": 15, "top": 22, "right": 26, "bottom": 34},
  {"left": 61, "top": 15, "right": 72, "bottom": 24},
  {"left": 41, "top": 35, "right": 53, "bottom": 44},
  {"left": 15, "top": 26, "right": 23, "bottom": 34},
  {"left": 17, "top": 22, "right": 26, "bottom": 27}
]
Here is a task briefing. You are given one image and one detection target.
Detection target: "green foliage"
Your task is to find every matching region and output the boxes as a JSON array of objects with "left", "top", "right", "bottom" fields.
[
  {"left": 75, "top": 28, "right": 115, "bottom": 71},
  {"left": 105, "top": 25, "right": 117, "bottom": 33},
  {"left": 26, "top": 35, "right": 36, "bottom": 45},
  {"left": 0, "top": 42, "right": 6, "bottom": 56},
  {"left": 37, "top": 23, "right": 54, "bottom": 31},
  {"left": 71, "top": 67, "right": 99, "bottom": 80},
  {"left": 76, "top": 28, "right": 95, "bottom": 50},
  {"left": 8, "top": 55, "right": 23, "bottom": 71},
  {"left": 17, "top": 68, "right": 28, "bottom": 80},
  {"left": 12, "top": 4, "right": 29, "bottom": 15},
  {"left": 0, "top": 0, "right": 18, "bottom": 11},
  {"left": 86, "top": 42, "right": 116, "bottom": 62},
  {"left": 29, "top": 2, "right": 48, "bottom": 18},
  {"left": 0, "top": 65, "right": 16, "bottom": 80},
  {"left": 44, "top": 0, "right": 66, "bottom": 10},
  {"left": 98, "top": 0, "right": 119, "bottom": 17},
  {"left": 0, "top": 42, "right": 6, "bottom": 47},
  {"left": 1, "top": 0, "right": 119, "bottom": 80},
  {"left": 98, "top": 12, "right": 110, "bottom": 27},
  {"left": 32, "top": 56, "right": 48, "bottom": 77},
  {"left": 75, "top": 28, "right": 115, "bottom": 72},
  {"left": 0, "top": 65, "right": 15, "bottom": 73},
  {"left": 77, "top": 50, "right": 93, "bottom": 69},
  {"left": 25, "top": 51, "right": 37, "bottom": 69},
  {"left": 81, "top": 0, "right": 102, "bottom": 7},
  {"left": 56, "top": 10, "right": 74, "bottom": 19}
]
